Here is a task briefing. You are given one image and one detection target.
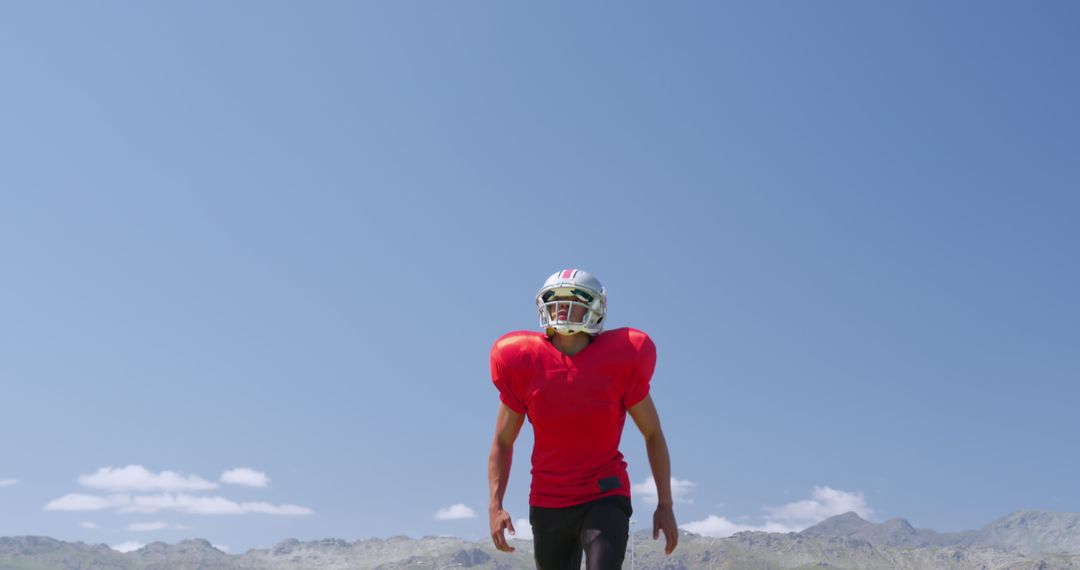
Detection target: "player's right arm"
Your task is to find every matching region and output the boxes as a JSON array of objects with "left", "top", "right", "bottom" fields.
[{"left": 488, "top": 402, "right": 525, "bottom": 553}]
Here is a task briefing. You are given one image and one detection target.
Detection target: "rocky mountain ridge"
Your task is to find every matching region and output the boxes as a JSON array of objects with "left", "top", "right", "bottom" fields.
[{"left": 3, "top": 509, "right": 1080, "bottom": 569}]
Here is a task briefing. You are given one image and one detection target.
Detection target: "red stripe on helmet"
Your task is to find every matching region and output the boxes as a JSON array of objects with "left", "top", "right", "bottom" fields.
[{"left": 561, "top": 269, "right": 575, "bottom": 279}]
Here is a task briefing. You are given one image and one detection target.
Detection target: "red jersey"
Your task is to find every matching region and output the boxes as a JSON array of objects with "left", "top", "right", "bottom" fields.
[{"left": 490, "top": 327, "right": 656, "bottom": 508}]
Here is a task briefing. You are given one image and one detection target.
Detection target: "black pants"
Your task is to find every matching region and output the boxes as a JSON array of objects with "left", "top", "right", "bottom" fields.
[{"left": 529, "top": 495, "right": 633, "bottom": 570}]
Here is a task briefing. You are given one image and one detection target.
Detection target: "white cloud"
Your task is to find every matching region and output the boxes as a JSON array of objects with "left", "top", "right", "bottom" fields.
[
  {"left": 80, "top": 522, "right": 99, "bottom": 529},
  {"left": 79, "top": 466, "right": 217, "bottom": 493},
  {"left": 127, "top": 521, "right": 169, "bottom": 532},
  {"left": 221, "top": 468, "right": 269, "bottom": 488},
  {"left": 680, "top": 486, "right": 875, "bottom": 538},
  {"left": 237, "top": 501, "right": 313, "bottom": 516},
  {"left": 45, "top": 494, "right": 131, "bottom": 511},
  {"left": 48, "top": 466, "right": 309, "bottom": 519},
  {"left": 124, "top": 493, "right": 313, "bottom": 516},
  {"left": 434, "top": 503, "right": 477, "bottom": 520},
  {"left": 46, "top": 492, "right": 312, "bottom": 516},
  {"left": 124, "top": 494, "right": 181, "bottom": 514},
  {"left": 0, "top": 479, "right": 18, "bottom": 487},
  {"left": 110, "top": 542, "right": 145, "bottom": 553},
  {"left": 212, "top": 544, "right": 230, "bottom": 553},
  {"left": 762, "top": 486, "right": 874, "bottom": 528},
  {"left": 631, "top": 476, "right": 696, "bottom": 505},
  {"left": 681, "top": 515, "right": 793, "bottom": 537},
  {"left": 509, "top": 518, "right": 532, "bottom": 541}
]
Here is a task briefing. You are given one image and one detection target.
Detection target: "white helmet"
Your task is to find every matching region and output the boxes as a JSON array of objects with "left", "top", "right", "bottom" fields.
[{"left": 536, "top": 269, "right": 607, "bottom": 336}]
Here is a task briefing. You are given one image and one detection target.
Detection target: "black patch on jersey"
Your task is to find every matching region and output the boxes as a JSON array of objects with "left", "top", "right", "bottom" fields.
[{"left": 598, "top": 476, "right": 622, "bottom": 492}]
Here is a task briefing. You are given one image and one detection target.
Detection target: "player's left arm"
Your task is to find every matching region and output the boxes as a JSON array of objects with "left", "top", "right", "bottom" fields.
[{"left": 628, "top": 395, "right": 678, "bottom": 555}]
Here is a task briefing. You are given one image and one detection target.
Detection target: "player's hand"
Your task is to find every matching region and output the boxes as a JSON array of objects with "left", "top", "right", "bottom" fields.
[
  {"left": 653, "top": 504, "right": 678, "bottom": 555},
  {"left": 489, "top": 507, "right": 517, "bottom": 552}
]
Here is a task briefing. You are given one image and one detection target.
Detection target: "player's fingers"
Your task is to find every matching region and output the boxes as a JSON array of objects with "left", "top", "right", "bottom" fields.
[
  {"left": 507, "top": 517, "right": 516, "bottom": 536},
  {"left": 494, "top": 517, "right": 517, "bottom": 552},
  {"left": 665, "top": 524, "right": 678, "bottom": 554},
  {"left": 499, "top": 520, "right": 516, "bottom": 552},
  {"left": 491, "top": 529, "right": 508, "bottom": 552}
]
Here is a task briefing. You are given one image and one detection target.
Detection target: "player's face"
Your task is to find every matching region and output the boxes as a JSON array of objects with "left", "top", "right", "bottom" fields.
[{"left": 547, "top": 295, "right": 589, "bottom": 324}]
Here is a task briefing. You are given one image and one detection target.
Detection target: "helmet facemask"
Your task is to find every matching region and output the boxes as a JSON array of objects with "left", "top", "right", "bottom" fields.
[{"left": 536, "top": 286, "right": 605, "bottom": 336}]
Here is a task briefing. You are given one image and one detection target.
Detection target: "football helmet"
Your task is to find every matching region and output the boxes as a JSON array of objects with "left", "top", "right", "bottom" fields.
[{"left": 536, "top": 269, "right": 607, "bottom": 336}]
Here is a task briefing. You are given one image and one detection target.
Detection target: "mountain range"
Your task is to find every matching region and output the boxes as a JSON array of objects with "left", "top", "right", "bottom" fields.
[{"left": 3, "top": 509, "right": 1080, "bottom": 569}]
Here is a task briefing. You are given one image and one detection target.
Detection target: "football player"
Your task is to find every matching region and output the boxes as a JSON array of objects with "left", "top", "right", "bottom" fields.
[{"left": 488, "top": 269, "right": 678, "bottom": 569}]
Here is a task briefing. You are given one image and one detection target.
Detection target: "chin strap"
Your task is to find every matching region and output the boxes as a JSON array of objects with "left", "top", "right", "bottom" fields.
[{"left": 548, "top": 328, "right": 584, "bottom": 336}]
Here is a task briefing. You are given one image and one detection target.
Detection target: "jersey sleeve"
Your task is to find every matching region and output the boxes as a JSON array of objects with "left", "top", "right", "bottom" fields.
[
  {"left": 623, "top": 333, "right": 656, "bottom": 409},
  {"left": 490, "top": 344, "right": 527, "bottom": 414}
]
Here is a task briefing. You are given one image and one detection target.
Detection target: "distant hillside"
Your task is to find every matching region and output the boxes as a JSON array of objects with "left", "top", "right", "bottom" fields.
[
  {"left": 4, "top": 509, "right": 1080, "bottom": 569},
  {"left": 799, "top": 511, "right": 967, "bottom": 549},
  {"left": 960, "top": 510, "right": 1080, "bottom": 554},
  {"left": 797, "top": 509, "right": 1080, "bottom": 555}
]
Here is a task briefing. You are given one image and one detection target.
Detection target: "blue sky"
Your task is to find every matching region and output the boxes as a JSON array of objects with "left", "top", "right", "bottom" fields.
[{"left": 1, "top": 0, "right": 1077, "bottom": 555}]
